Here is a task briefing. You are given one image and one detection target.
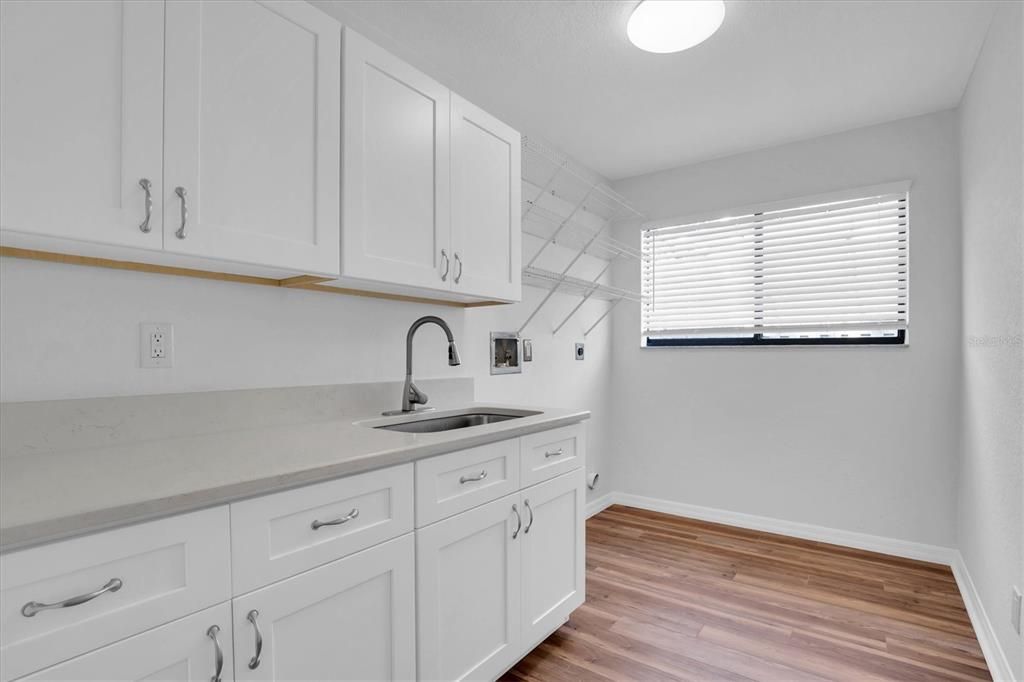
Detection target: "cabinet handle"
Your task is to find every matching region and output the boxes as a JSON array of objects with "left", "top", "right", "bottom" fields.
[
  {"left": 453, "top": 253, "right": 463, "bottom": 284},
  {"left": 138, "top": 178, "right": 153, "bottom": 233},
  {"left": 206, "top": 625, "right": 224, "bottom": 682},
  {"left": 174, "top": 186, "right": 189, "bottom": 239},
  {"left": 524, "top": 499, "right": 534, "bottom": 534},
  {"left": 311, "top": 508, "right": 359, "bottom": 530},
  {"left": 544, "top": 448, "right": 564, "bottom": 459},
  {"left": 21, "top": 577, "right": 123, "bottom": 617},
  {"left": 247, "top": 609, "right": 263, "bottom": 669},
  {"left": 511, "top": 503, "right": 522, "bottom": 539},
  {"left": 440, "top": 249, "right": 450, "bottom": 281},
  {"left": 459, "top": 470, "right": 487, "bottom": 484}
]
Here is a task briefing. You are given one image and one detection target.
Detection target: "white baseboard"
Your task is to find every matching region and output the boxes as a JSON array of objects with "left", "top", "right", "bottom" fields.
[
  {"left": 590, "top": 491, "right": 1014, "bottom": 680},
  {"left": 951, "top": 552, "right": 1016, "bottom": 681},
  {"left": 585, "top": 492, "right": 615, "bottom": 518}
]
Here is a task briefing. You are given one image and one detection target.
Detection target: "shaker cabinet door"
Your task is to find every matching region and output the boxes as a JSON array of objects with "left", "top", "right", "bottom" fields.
[
  {"left": 0, "top": 0, "right": 164, "bottom": 249},
  {"left": 163, "top": 0, "right": 340, "bottom": 275}
]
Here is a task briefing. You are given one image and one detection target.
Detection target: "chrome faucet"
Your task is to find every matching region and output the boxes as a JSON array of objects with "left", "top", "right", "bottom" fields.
[{"left": 389, "top": 316, "right": 461, "bottom": 414}]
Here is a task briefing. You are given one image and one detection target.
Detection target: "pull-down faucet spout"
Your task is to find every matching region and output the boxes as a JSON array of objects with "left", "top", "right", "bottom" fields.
[{"left": 389, "top": 316, "right": 461, "bottom": 414}]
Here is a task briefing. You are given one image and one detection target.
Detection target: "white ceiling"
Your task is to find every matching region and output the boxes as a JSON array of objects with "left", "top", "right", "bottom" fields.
[{"left": 313, "top": 0, "right": 995, "bottom": 181}]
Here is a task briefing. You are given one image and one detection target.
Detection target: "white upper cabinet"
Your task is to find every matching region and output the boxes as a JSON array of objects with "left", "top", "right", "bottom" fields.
[
  {"left": 163, "top": 0, "right": 340, "bottom": 276},
  {"left": 340, "top": 29, "right": 451, "bottom": 292},
  {"left": 0, "top": 0, "right": 165, "bottom": 249},
  {"left": 451, "top": 95, "right": 522, "bottom": 302},
  {"left": 337, "top": 29, "right": 521, "bottom": 303}
]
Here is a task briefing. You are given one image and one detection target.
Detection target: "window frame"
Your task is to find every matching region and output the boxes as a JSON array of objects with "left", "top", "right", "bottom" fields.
[{"left": 640, "top": 182, "right": 911, "bottom": 349}]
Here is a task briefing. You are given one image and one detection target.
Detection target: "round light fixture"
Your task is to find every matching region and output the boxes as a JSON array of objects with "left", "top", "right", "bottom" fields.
[{"left": 627, "top": 0, "right": 725, "bottom": 54}]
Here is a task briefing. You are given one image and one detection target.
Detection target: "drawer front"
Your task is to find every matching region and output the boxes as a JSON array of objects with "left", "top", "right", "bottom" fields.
[
  {"left": 520, "top": 424, "right": 585, "bottom": 487},
  {"left": 230, "top": 463, "right": 413, "bottom": 595},
  {"left": 0, "top": 507, "right": 231, "bottom": 682},
  {"left": 415, "top": 438, "right": 519, "bottom": 527}
]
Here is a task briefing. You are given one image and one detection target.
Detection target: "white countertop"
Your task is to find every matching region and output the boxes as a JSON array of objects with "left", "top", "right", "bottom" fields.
[{"left": 0, "top": 403, "right": 589, "bottom": 553}]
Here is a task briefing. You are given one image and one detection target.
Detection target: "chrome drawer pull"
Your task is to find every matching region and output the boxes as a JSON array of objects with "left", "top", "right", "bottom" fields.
[
  {"left": 311, "top": 508, "right": 359, "bottom": 530},
  {"left": 524, "top": 499, "right": 534, "bottom": 534},
  {"left": 247, "top": 609, "right": 263, "bottom": 669},
  {"left": 206, "top": 625, "right": 224, "bottom": 682},
  {"left": 544, "top": 448, "right": 564, "bottom": 458},
  {"left": 459, "top": 470, "right": 488, "bottom": 484},
  {"left": 174, "top": 186, "right": 188, "bottom": 239},
  {"left": 453, "top": 252, "right": 463, "bottom": 284},
  {"left": 21, "top": 577, "right": 123, "bottom": 617},
  {"left": 138, "top": 178, "right": 153, "bottom": 233},
  {"left": 511, "top": 503, "right": 522, "bottom": 539}
]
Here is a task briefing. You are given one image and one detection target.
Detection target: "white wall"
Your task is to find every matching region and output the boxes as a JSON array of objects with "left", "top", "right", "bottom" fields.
[
  {"left": 0, "top": 243, "right": 615, "bottom": 501},
  {"left": 958, "top": 2, "right": 1024, "bottom": 677},
  {"left": 609, "top": 110, "right": 963, "bottom": 547}
]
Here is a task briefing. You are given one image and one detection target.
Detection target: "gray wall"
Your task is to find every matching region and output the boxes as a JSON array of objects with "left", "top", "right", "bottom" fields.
[
  {"left": 958, "top": 2, "right": 1024, "bottom": 677},
  {"left": 609, "top": 110, "right": 962, "bottom": 547}
]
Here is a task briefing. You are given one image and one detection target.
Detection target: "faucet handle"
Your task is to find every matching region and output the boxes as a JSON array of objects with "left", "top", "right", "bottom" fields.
[{"left": 408, "top": 382, "right": 428, "bottom": 407}]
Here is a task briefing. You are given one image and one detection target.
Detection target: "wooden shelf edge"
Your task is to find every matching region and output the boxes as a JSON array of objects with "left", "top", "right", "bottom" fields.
[{"left": 0, "top": 246, "right": 510, "bottom": 308}]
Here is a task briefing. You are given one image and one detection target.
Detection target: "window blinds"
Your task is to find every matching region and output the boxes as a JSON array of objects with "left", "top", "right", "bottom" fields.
[{"left": 641, "top": 187, "right": 908, "bottom": 340}]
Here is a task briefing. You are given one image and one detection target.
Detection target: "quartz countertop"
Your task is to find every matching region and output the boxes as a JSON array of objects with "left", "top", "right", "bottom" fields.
[{"left": 0, "top": 402, "right": 589, "bottom": 553}]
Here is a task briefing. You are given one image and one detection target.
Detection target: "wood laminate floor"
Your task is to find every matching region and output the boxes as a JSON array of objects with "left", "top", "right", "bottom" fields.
[{"left": 502, "top": 505, "right": 989, "bottom": 682}]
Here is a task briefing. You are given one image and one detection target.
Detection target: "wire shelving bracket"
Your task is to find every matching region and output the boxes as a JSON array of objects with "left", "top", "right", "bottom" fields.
[{"left": 518, "top": 137, "right": 645, "bottom": 336}]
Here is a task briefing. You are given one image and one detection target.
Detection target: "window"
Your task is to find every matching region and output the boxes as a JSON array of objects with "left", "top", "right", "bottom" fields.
[{"left": 641, "top": 184, "right": 909, "bottom": 347}]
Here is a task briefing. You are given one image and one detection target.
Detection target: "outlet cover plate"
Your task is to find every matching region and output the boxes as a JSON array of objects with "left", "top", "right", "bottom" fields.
[
  {"left": 140, "top": 323, "right": 173, "bottom": 368},
  {"left": 575, "top": 342, "right": 585, "bottom": 361}
]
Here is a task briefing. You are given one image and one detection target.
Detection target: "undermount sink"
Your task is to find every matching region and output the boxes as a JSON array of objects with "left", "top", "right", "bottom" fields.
[{"left": 372, "top": 409, "right": 540, "bottom": 433}]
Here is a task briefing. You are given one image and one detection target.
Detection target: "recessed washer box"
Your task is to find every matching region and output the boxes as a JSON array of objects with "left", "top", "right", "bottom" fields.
[{"left": 490, "top": 332, "right": 521, "bottom": 374}]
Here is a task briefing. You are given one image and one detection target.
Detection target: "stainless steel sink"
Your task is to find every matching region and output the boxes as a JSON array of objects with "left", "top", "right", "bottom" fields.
[{"left": 373, "top": 410, "right": 538, "bottom": 433}]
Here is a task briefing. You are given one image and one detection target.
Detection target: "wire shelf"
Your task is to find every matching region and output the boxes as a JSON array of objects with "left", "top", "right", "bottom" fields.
[{"left": 522, "top": 266, "right": 641, "bottom": 302}]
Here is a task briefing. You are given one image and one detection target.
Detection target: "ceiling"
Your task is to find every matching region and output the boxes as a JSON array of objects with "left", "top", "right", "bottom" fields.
[{"left": 313, "top": 1, "right": 995, "bottom": 181}]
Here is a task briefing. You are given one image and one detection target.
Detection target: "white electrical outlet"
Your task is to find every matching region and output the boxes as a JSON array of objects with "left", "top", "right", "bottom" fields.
[
  {"left": 140, "top": 323, "right": 173, "bottom": 368},
  {"left": 1012, "top": 586, "right": 1022, "bottom": 635}
]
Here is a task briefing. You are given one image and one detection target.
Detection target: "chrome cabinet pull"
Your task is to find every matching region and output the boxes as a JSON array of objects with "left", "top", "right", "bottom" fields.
[
  {"left": 247, "top": 609, "right": 263, "bottom": 670},
  {"left": 524, "top": 499, "right": 534, "bottom": 534},
  {"left": 453, "top": 253, "right": 463, "bottom": 284},
  {"left": 174, "top": 186, "right": 188, "bottom": 239},
  {"left": 21, "top": 577, "right": 123, "bottom": 617},
  {"left": 459, "top": 470, "right": 487, "bottom": 484},
  {"left": 311, "top": 508, "right": 359, "bottom": 530},
  {"left": 544, "top": 448, "right": 564, "bottom": 459},
  {"left": 138, "top": 178, "right": 153, "bottom": 233},
  {"left": 206, "top": 625, "right": 224, "bottom": 682},
  {"left": 511, "top": 503, "right": 522, "bottom": 539},
  {"left": 440, "top": 249, "right": 450, "bottom": 281}
]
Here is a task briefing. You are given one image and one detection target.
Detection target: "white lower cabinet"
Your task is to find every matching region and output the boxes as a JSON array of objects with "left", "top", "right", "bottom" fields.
[
  {"left": 232, "top": 533, "right": 416, "bottom": 682},
  {"left": 417, "top": 467, "right": 586, "bottom": 681},
  {"left": 416, "top": 495, "right": 523, "bottom": 681},
  {"left": 18, "top": 602, "right": 233, "bottom": 681},
  {"left": 521, "top": 469, "right": 586, "bottom": 648}
]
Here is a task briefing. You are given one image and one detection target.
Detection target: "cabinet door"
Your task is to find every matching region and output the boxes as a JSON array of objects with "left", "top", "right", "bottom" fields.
[
  {"left": 163, "top": 0, "right": 340, "bottom": 275},
  {"left": 521, "top": 468, "right": 586, "bottom": 648},
  {"left": 417, "top": 494, "right": 522, "bottom": 681},
  {"left": 450, "top": 94, "right": 521, "bottom": 302},
  {"left": 0, "top": 0, "right": 164, "bottom": 249},
  {"left": 19, "top": 603, "right": 233, "bottom": 682},
  {"left": 341, "top": 29, "right": 451, "bottom": 291},
  {"left": 233, "top": 534, "right": 415, "bottom": 682}
]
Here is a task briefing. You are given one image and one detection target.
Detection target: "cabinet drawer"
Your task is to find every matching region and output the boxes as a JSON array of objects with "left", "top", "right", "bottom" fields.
[
  {"left": 0, "top": 507, "right": 230, "bottom": 682},
  {"left": 520, "top": 424, "right": 585, "bottom": 487},
  {"left": 415, "top": 439, "right": 519, "bottom": 527},
  {"left": 230, "top": 464, "right": 413, "bottom": 594}
]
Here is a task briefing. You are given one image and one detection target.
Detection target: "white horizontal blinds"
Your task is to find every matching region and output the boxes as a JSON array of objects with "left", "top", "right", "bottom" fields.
[{"left": 642, "top": 190, "right": 909, "bottom": 337}]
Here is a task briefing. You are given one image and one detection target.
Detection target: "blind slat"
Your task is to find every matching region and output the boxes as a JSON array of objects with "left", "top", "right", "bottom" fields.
[{"left": 642, "top": 190, "right": 909, "bottom": 339}]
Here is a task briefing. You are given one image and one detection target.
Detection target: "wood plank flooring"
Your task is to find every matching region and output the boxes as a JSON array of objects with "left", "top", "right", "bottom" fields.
[{"left": 502, "top": 505, "right": 989, "bottom": 682}]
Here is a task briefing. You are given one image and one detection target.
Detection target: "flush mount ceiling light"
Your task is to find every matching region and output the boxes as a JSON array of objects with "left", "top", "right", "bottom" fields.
[{"left": 627, "top": 0, "right": 725, "bottom": 54}]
